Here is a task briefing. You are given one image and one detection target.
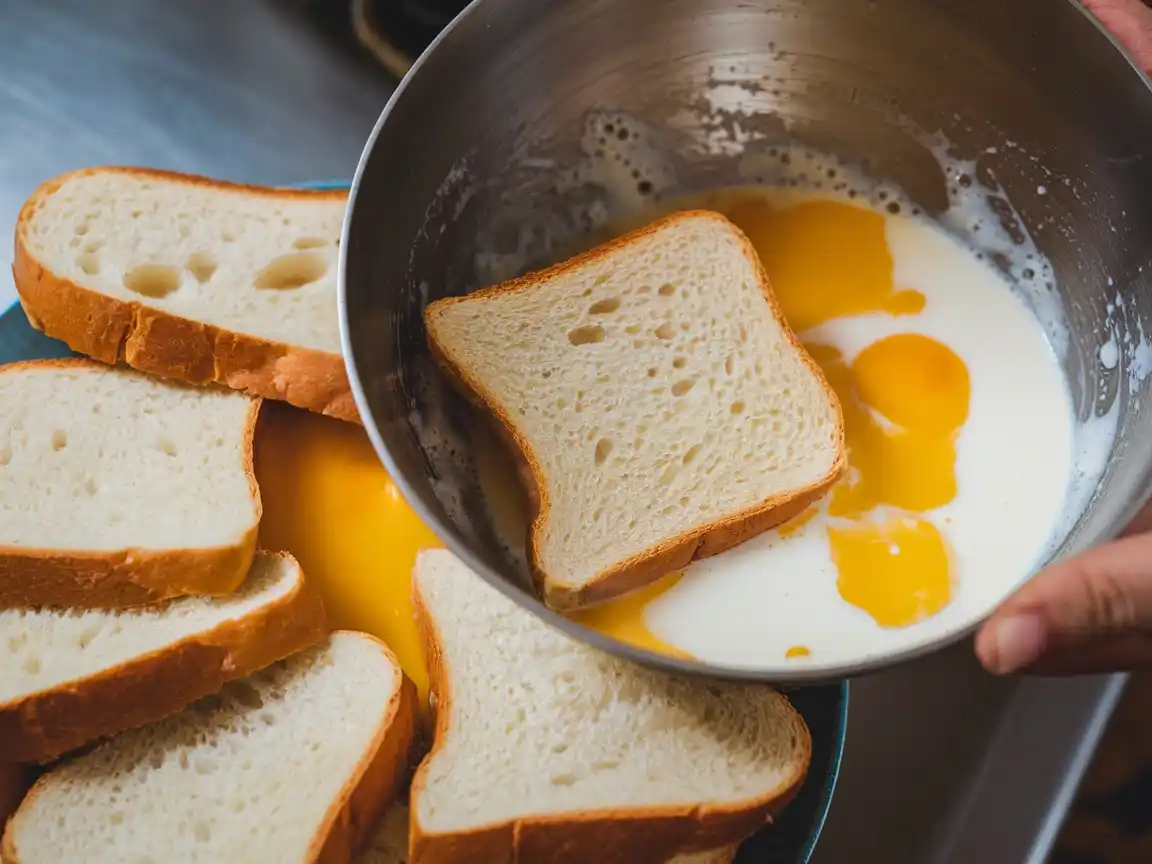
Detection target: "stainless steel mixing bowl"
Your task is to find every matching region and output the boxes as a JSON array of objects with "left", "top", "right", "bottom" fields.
[{"left": 340, "top": 0, "right": 1152, "bottom": 683}]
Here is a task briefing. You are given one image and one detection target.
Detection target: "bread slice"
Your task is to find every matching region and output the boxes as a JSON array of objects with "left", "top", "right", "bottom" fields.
[
  {"left": 409, "top": 549, "right": 811, "bottom": 863},
  {"left": 0, "top": 358, "right": 262, "bottom": 609},
  {"left": 3, "top": 632, "right": 417, "bottom": 864},
  {"left": 13, "top": 167, "right": 356, "bottom": 422},
  {"left": 356, "top": 802, "right": 737, "bottom": 864},
  {"left": 424, "top": 211, "right": 845, "bottom": 610},
  {"left": 0, "top": 551, "right": 327, "bottom": 763}
]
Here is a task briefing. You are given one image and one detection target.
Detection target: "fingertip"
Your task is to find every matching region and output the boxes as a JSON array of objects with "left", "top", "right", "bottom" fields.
[
  {"left": 976, "top": 613, "right": 1047, "bottom": 675},
  {"left": 974, "top": 622, "right": 999, "bottom": 671}
]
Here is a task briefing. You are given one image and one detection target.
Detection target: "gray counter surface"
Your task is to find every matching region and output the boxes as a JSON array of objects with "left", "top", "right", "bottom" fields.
[{"left": 0, "top": 2, "right": 1124, "bottom": 861}]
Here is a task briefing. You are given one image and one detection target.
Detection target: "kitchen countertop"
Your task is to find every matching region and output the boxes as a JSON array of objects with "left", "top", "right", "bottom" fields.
[
  {"left": 0, "top": 2, "right": 1125, "bottom": 862},
  {"left": 0, "top": 0, "right": 390, "bottom": 309}
]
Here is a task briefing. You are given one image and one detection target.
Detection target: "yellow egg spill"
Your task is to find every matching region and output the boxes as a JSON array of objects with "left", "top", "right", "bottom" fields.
[{"left": 255, "top": 404, "right": 442, "bottom": 700}]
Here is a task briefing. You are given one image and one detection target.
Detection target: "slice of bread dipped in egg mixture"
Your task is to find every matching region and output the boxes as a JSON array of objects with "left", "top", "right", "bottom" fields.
[{"left": 424, "top": 211, "right": 845, "bottom": 610}]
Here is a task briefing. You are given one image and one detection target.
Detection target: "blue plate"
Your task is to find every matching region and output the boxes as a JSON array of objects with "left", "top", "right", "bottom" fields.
[{"left": 0, "top": 178, "right": 848, "bottom": 863}]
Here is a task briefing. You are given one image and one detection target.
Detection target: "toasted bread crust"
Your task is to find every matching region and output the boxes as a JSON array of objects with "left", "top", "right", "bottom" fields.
[
  {"left": 0, "top": 633, "right": 417, "bottom": 864},
  {"left": 309, "top": 633, "right": 418, "bottom": 864},
  {"left": 0, "top": 358, "right": 263, "bottom": 610},
  {"left": 12, "top": 167, "right": 359, "bottom": 424},
  {"left": 425, "top": 210, "right": 847, "bottom": 612},
  {"left": 408, "top": 574, "right": 812, "bottom": 864},
  {"left": 0, "top": 552, "right": 328, "bottom": 764}
]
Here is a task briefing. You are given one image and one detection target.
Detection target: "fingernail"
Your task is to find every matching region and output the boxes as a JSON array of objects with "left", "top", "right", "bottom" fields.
[{"left": 989, "top": 614, "right": 1047, "bottom": 674}]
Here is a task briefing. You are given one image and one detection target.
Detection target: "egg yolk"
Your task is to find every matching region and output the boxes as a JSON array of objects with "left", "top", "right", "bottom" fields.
[
  {"left": 255, "top": 403, "right": 442, "bottom": 700},
  {"left": 726, "top": 196, "right": 926, "bottom": 331},
  {"left": 829, "top": 518, "right": 952, "bottom": 628},
  {"left": 569, "top": 573, "right": 692, "bottom": 659},
  {"left": 811, "top": 337, "right": 969, "bottom": 517}
]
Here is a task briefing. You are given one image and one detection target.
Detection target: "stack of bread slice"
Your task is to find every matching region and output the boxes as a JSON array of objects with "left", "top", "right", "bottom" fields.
[
  {"left": 0, "top": 169, "right": 815, "bottom": 863},
  {"left": 2, "top": 170, "right": 419, "bottom": 862}
]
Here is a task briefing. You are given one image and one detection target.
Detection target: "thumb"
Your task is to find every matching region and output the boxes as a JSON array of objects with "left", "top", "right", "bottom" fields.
[
  {"left": 976, "top": 531, "right": 1152, "bottom": 674},
  {"left": 1081, "top": 0, "right": 1152, "bottom": 72}
]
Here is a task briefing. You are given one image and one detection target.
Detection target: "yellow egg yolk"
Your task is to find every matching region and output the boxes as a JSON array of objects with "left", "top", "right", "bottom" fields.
[
  {"left": 829, "top": 517, "right": 953, "bottom": 629},
  {"left": 809, "top": 337, "right": 969, "bottom": 517},
  {"left": 255, "top": 404, "right": 442, "bottom": 700},
  {"left": 726, "top": 196, "right": 926, "bottom": 331},
  {"left": 569, "top": 573, "right": 692, "bottom": 659}
]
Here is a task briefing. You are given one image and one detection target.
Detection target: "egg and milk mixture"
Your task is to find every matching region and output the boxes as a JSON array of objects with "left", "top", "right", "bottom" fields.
[{"left": 256, "top": 186, "right": 1074, "bottom": 681}]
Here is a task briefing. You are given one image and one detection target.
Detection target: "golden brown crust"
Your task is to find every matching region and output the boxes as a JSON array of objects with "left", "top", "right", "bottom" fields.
[
  {"left": 424, "top": 210, "right": 847, "bottom": 612},
  {"left": 0, "top": 358, "right": 263, "bottom": 610},
  {"left": 311, "top": 633, "right": 419, "bottom": 864},
  {"left": 0, "top": 632, "right": 415, "bottom": 864},
  {"left": 12, "top": 166, "right": 359, "bottom": 424},
  {"left": 0, "top": 552, "right": 328, "bottom": 764},
  {"left": 407, "top": 572, "right": 811, "bottom": 864}
]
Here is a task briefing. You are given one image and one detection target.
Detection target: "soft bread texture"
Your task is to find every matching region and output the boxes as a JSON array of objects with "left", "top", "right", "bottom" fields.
[
  {"left": 425, "top": 211, "right": 845, "bottom": 610},
  {"left": 3, "top": 632, "right": 418, "bottom": 864},
  {"left": 0, "top": 359, "right": 261, "bottom": 609},
  {"left": 356, "top": 802, "right": 736, "bottom": 864},
  {"left": 13, "top": 167, "right": 357, "bottom": 422},
  {"left": 0, "top": 551, "right": 327, "bottom": 764},
  {"left": 409, "top": 549, "right": 811, "bottom": 864}
]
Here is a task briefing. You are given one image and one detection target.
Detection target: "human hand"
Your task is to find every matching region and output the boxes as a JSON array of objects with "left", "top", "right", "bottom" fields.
[
  {"left": 975, "top": 1, "right": 1152, "bottom": 676},
  {"left": 977, "top": 525, "right": 1152, "bottom": 675},
  {"left": 1080, "top": 0, "right": 1152, "bottom": 71}
]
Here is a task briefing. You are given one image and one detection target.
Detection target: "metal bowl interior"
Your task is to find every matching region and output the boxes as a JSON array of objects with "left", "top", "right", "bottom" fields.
[{"left": 341, "top": 0, "right": 1152, "bottom": 684}]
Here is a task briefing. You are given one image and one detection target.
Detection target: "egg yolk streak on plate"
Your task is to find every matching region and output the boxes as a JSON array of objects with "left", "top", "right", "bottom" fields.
[
  {"left": 582, "top": 192, "right": 973, "bottom": 657},
  {"left": 256, "top": 404, "right": 442, "bottom": 699}
]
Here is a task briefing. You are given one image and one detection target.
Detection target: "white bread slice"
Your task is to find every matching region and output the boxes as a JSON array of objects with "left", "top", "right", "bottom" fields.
[
  {"left": 356, "top": 802, "right": 737, "bottom": 864},
  {"left": 409, "top": 549, "right": 811, "bottom": 863},
  {"left": 13, "top": 167, "right": 356, "bottom": 422},
  {"left": 0, "top": 358, "right": 262, "bottom": 609},
  {"left": 0, "top": 551, "right": 327, "bottom": 764},
  {"left": 425, "top": 211, "right": 845, "bottom": 610},
  {"left": 3, "top": 632, "right": 418, "bottom": 864}
]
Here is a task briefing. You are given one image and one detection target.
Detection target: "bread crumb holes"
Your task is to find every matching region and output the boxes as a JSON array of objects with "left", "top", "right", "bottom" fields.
[
  {"left": 254, "top": 252, "right": 327, "bottom": 290},
  {"left": 568, "top": 324, "right": 606, "bottom": 346},
  {"left": 124, "top": 264, "right": 180, "bottom": 299}
]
